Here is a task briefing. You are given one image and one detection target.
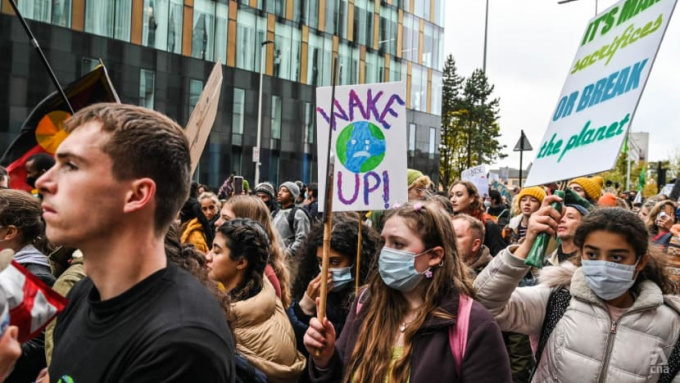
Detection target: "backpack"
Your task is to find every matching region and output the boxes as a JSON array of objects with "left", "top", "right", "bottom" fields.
[
  {"left": 287, "top": 205, "right": 317, "bottom": 233},
  {"left": 356, "top": 290, "right": 473, "bottom": 376},
  {"left": 531, "top": 287, "right": 680, "bottom": 382}
]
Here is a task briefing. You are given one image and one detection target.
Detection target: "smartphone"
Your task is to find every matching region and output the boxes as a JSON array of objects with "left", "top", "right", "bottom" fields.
[{"left": 233, "top": 176, "right": 243, "bottom": 195}]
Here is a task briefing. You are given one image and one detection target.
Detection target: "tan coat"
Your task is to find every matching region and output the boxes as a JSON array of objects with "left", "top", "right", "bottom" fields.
[
  {"left": 231, "top": 278, "right": 305, "bottom": 383},
  {"left": 475, "top": 246, "right": 680, "bottom": 383}
]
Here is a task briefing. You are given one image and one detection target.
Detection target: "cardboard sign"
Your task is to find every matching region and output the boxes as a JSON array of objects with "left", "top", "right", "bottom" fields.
[
  {"left": 316, "top": 82, "right": 408, "bottom": 212},
  {"left": 185, "top": 61, "right": 223, "bottom": 176},
  {"left": 462, "top": 165, "right": 489, "bottom": 198},
  {"left": 525, "top": 0, "right": 677, "bottom": 187}
]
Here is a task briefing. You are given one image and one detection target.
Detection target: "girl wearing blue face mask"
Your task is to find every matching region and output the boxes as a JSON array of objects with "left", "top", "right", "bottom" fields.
[
  {"left": 475, "top": 200, "right": 680, "bottom": 383},
  {"left": 287, "top": 214, "right": 380, "bottom": 364},
  {"left": 303, "top": 203, "right": 511, "bottom": 383}
]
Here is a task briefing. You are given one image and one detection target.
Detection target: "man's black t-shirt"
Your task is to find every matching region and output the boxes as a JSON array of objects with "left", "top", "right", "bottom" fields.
[{"left": 50, "top": 263, "right": 235, "bottom": 383}]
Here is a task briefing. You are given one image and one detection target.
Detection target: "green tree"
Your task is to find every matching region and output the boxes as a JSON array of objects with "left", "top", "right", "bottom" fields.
[
  {"left": 459, "top": 69, "right": 506, "bottom": 169},
  {"left": 439, "top": 59, "right": 506, "bottom": 190},
  {"left": 439, "top": 55, "right": 465, "bottom": 190}
]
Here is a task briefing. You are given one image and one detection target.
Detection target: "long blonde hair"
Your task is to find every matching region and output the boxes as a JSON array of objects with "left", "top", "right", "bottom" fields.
[
  {"left": 224, "top": 195, "right": 292, "bottom": 307},
  {"left": 344, "top": 202, "right": 474, "bottom": 383}
]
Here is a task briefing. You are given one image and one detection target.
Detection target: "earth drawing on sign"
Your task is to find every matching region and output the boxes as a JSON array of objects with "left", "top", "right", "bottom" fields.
[{"left": 336, "top": 121, "right": 386, "bottom": 173}]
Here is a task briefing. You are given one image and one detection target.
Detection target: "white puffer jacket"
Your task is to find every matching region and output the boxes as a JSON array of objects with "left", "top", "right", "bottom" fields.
[{"left": 474, "top": 245, "right": 680, "bottom": 383}]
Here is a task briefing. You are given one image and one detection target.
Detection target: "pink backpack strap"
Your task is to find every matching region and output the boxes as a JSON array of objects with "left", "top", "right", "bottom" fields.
[
  {"left": 355, "top": 288, "right": 368, "bottom": 314},
  {"left": 449, "top": 294, "right": 473, "bottom": 376}
]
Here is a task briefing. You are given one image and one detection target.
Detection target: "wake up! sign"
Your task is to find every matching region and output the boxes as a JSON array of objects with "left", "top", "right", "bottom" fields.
[
  {"left": 316, "top": 81, "right": 408, "bottom": 212},
  {"left": 525, "top": 0, "right": 677, "bottom": 187}
]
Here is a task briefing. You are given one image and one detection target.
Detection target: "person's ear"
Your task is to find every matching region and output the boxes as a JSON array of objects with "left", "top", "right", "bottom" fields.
[
  {"left": 236, "top": 257, "right": 248, "bottom": 271},
  {"left": 427, "top": 246, "right": 445, "bottom": 267},
  {"left": 0, "top": 226, "right": 18, "bottom": 242},
  {"left": 471, "top": 238, "right": 482, "bottom": 254},
  {"left": 123, "top": 178, "right": 156, "bottom": 214},
  {"left": 635, "top": 253, "right": 649, "bottom": 275}
]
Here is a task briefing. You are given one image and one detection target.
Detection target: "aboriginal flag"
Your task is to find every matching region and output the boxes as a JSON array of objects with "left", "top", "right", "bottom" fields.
[{"left": 0, "top": 64, "right": 120, "bottom": 191}]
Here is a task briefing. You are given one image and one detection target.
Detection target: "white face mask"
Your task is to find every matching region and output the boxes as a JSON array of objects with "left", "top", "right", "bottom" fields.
[
  {"left": 378, "top": 247, "right": 431, "bottom": 292},
  {"left": 581, "top": 259, "right": 639, "bottom": 301}
]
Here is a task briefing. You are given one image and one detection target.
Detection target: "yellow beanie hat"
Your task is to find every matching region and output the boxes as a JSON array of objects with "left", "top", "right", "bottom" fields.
[
  {"left": 569, "top": 177, "right": 602, "bottom": 201},
  {"left": 517, "top": 186, "right": 546, "bottom": 204}
]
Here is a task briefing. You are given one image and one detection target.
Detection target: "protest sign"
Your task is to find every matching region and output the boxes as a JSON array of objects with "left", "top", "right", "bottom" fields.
[
  {"left": 491, "top": 180, "right": 513, "bottom": 203},
  {"left": 316, "top": 82, "right": 408, "bottom": 212},
  {"left": 462, "top": 165, "right": 489, "bottom": 198},
  {"left": 525, "top": 0, "right": 677, "bottom": 187},
  {"left": 185, "top": 61, "right": 223, "bottom": 176}
]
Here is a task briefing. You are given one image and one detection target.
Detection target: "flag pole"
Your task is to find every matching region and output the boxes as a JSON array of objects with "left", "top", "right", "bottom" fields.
[
  {"left": 316, "top": 54, "right": 339, "bottom": 358},
  {"left": 8, "top": 0, "right": 74, "bottom": 115}
]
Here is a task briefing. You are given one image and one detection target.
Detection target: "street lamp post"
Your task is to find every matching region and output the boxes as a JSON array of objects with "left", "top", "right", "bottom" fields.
[
  {"left": 254, "top": 40, "right": 274, "bottom": 187},
  {"left": 483, "top": 0, "right": 489, "bottom": 73}
]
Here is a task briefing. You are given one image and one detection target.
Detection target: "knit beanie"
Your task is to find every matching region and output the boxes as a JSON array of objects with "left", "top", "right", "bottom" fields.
[
  {"left": 517, "top": 186, "right": 546, "bottom": 204},
  {"left": 254, "top": 182, "right": 276, "bottom": 200},
  {"left": 280, "top": 181, "right": 300, "bottom": 200},
  {"left": 592, "top": 176, "right": 605, "bottom": 189},
  {"left": 569, "top": 177, "right": 602, "bottom": 201},
  {"left": 407, "top": 169, "right": 425, "bottom": 189},
  {"left": 598, "top": 193, "right": 617, "bottom": 207},
  {"left": 565, "top": 204, "right": 590, "bottom": 217}
]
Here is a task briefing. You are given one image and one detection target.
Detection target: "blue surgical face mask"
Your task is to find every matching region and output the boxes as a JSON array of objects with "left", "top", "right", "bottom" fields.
[
  {"left": 321, "top": 265, "right": 354, "bottom": 291},
  {"left": 378, "top": 247, "right": 431, "bottom": 292},
  {"left": 582, "top": 259, "right": 639, "bottom": 301}
]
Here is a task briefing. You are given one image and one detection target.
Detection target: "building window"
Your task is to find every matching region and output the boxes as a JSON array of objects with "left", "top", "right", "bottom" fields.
[
  {"left": 292, "top": 0, "right": 302, "bottom": 22},
  {"left": 19, "top": 0, "right": 71, "bottom": 27},
  {"left": 142, "top": 0, "right": 183, "bottom": 54},
  {"left": 274, "top": 23, "right": 302, "bottom": 81},
  {"left": 215, "top": 1, "right": 229, "bottom": 64},
  {"left": 277, "top": 0, "right": 286, "bottom": 17},
  {"left": 353, "top": 0, "right": 373, "bottom": 48},
  {"left": 431, "top": 70, "right": 443, "bottom": 115},
  {"left": 414, "top": 0, "right": 427, "bottom": 20},
  {"left": 389, "top": 56, "right": 401, "bottom": 82},
  {"left": 410, "top": 64, "right": 426, "bottom": 111},
  {"left": 303, "top": 0, "right": 319, "bottom": 29},
  {"left": 139, "top": 69, "right": 155, "bottom": 109},
  {"left": 365, "top": 51, "right": 379, "bottom": 84},
  {"left": 423, "top": 22, "right": 434, "bottom": 68},
  {"left": 304, "top": 102, "right": 314, "bottom": 144},
  {"left": 379, "top": 5, "right": 397, "bottom": 55},
  {"left": 85, "top": 0, "right": 132, "bottom": 42},
  {"left": 325, "top": 0, "right": 348, "bottom": 38},
  {"left": 435, "top": 0, "right": 445, "bottom": 26},
  {"left": 271, "top": 95, "right": 282, "bottom": 140},
  {"left": 308, "top": 32, "right": 332, "bottom": 86},
  {"left": 236, "top": 9, "right": 266, "bottom": 72},
  {"left": 338, "top": 42, "right": 359, "bottom": 85},
  {"left": 189, "top": 79, "right": 203, "bottom": 115},
  {"left": 232, "top": 88, "right": 245, "bottom": 135},
  {"left": 402, "top": 13, "right": 418, "bottom": 62},
  {"left": 429, "top": 127, "right": 436, "bottom": 159},
  {"left": 436, "top": 27, "right": 445, "bottom": 71},
  {"left": 192, "top": 0, "right": 214, "bottom": 61},
  {"left": 81, "top": 57, "right": 99, "bottom": 75},
  {"left": 408, "top": 123, "right": 416, "bottom": 155}
]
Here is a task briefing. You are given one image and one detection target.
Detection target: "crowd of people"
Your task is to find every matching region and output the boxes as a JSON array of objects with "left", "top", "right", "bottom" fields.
[{"left": 0, "top": 104, "right": 678, "bottom": 382}]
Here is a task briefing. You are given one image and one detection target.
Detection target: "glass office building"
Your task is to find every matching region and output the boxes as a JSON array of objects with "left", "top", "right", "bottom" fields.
[{"left": 0, "top": 0, "right": 445, "bottom": 187}]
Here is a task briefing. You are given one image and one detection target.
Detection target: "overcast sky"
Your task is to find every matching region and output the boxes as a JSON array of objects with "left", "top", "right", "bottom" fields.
[{"left": 445, "top": 0, "right": 680, "bottom": 171}]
